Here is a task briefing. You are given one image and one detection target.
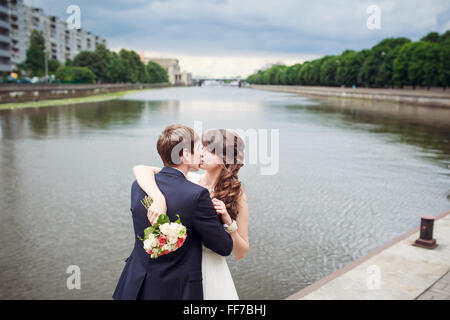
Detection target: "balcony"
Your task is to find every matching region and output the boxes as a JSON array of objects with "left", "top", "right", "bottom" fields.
[
  {"left": 0, "top": 48, "right": 10, "bottom": 57},
  {"left": 0, "top": 34, "right": 9, "bottom": 42},
  {"left": 0, "top": 5, "right": 8, "bottom": 15},
  {"left": 0, "top": 63, "right": 11, "bottom": 72},
  {"left": 0, "top": 20, "right": 9, "bottom": 29},
  {"left": 9, "top": 7, "right": 18, "bottom": 16}
]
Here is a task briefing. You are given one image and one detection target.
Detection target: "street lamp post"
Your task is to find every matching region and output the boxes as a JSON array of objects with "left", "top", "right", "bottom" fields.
[{"left": 44, "top": 49, "right": 49, "bottom": 83}]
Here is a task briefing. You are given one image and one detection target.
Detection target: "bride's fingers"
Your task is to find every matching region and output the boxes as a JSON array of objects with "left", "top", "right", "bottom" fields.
[{"left": 148, "top": 210, "right": 158, "bottom": 225}]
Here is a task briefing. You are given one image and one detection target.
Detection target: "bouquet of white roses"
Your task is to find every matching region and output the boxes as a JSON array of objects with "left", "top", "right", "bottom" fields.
[{"left": 137, "top": 196, "right": 187, "bottom": 259}]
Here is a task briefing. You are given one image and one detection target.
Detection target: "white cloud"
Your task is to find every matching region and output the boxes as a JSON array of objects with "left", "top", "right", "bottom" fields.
[{"left": 24, "top": 0, "right": 450, "bottom": 77}]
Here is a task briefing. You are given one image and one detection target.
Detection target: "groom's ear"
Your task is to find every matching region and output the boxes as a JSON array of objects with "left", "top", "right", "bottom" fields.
[{"left": 180, "top": 147, "right": 190, "bottom": 164}]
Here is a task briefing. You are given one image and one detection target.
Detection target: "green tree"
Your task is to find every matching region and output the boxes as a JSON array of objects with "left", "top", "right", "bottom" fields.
[
  {"left": 336, "top": 50, "right": 369, "bottom": 87},
  {"left": 260, "top": 65, "right": 280, "bottom": 84},
  {"left": 393, "top": 43, "right": 412, "bottom": 87},
  {"left": 107, "top": 52, "right": 126, "bottom": 83},
  {"left": 320, "top": 55, "right": 340, "bottom": 86},
  {"left": 439, "top": 37, "right": 450, "bottom": 89},
  {"left": 439, "top": 30, "right": 450, "bottom": 43},
  {"left": 375, "top": 39, "right": 410, "bottom": 88},
  {"left": 408, "top": 41, "right": 440, "bottom": 88},
  {"left": 421, "top": 32, "right": 440, "bottom": 43},
  {"left": 297, "top": 62, "right": 311, "bottom": 85},
  {"left": 306, "top": 59, "right": 323, "bottom": 85},
  {"left": 93, "top": 44, "right": 111, "bottom": 82},
  {"left": 118, "top": 49, "right": 147, "bottom": 83},
  {"left": 146, "top": 61, "right": 169, "bottom": 83},
  {"left": 73, "top": 48, "right": 109, "bottom": 83},
  {"left": 286, "top": 63, "right": 302, "bottom": 85},
  {"left": 272, "top": 65, "right": 288, "bottom": 84},
  {"left": 48, "top": 58, "right": 60, "bottom": 73},
  {"left": 25, "top": 29, "right": 46, "bottom": 77},
  {"left": 246, "top": 70, "right": 264, "bottom": 84},
  {"left": 246, "top": 30, "right": 448, "bottom": 89},
  {"left": 359, "top": 37, "right": 410, "bottom": 87}
]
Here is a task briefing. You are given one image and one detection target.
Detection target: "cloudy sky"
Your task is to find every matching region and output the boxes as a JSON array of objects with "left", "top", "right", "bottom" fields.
[{"left": 25, "top": 0, "right": 450, "bottom": 78}]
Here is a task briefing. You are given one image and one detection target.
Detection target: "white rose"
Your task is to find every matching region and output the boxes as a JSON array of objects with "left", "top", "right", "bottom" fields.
[
  {"left": 159, "top": 223, "right": 171, "bottom": 235},
  {"left": 167, "top": 232, "right": 178, "bottom": 244},
  {"left": 144, "top": 234, "right": 158, "bottom": 248},
  {"left": 171, "top": 223, "right": 183, "bottom": 234},
  {"left": 143, "top": 239, "right": 152, "bottom": 251}
]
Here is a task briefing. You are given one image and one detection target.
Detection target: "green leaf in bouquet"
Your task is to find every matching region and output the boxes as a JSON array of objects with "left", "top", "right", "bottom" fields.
[
  {"left": 143, "top": 227, "right": 151, "bottom": 239},
  {"left": 157, "top": 214, "right": 170, "bottom": 225},
  {"left": 175, "top": 214, "right": 181, "bottom": 224},
  {"left": 137, "top": 235, "right": 144, "bottom": 242}
]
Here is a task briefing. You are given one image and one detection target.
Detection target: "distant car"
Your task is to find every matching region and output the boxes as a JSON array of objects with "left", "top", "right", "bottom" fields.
[
  {"left": 20, "top": 77, "right": 32, "bottom": 84},
  {"left": 6, "top": 75, "right": 19, "bottom": 83},
  {"left": 30, "top": 76, "right": 41, "bottom": 84}
]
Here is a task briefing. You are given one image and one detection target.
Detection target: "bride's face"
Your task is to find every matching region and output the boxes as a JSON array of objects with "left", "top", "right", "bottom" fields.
[{"left": 200, "top": 146, "right": 223, "bottom": 171}]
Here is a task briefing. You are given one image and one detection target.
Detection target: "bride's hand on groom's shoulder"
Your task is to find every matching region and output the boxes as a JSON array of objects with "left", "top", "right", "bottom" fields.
[
  {"left": 147, "top": 193, "right": 167, "bottom": 225},
  {"left": 212, "top": 198, "right": 232, "bottom": 226}
]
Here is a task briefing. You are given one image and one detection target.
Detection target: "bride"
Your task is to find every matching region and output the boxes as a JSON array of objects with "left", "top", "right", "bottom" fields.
[{"left": 133, "top": 128, "right": 249, "bottom": 300}]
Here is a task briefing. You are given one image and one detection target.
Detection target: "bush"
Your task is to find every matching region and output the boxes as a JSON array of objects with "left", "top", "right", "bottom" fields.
[{"left": 55, "top": 66, "right": 96, "bottom": 84}]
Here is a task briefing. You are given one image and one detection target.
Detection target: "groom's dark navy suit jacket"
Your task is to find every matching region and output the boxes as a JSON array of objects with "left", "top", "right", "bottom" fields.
[{"left": 113, "top": 166, "right": 233, "bottom": 300}]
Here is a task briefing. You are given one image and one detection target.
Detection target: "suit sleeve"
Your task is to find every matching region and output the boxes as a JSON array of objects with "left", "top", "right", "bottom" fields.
[
  {"left": 192, "top": 188, "right": 233, "bottom": 256},
  {"left": 130, "top": 180, "right": 146, "bottom": 212}
]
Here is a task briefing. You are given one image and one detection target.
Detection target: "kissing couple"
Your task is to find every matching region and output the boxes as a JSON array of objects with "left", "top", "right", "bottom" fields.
[{"left": 113, "top": 124, "right": 249, "bottom": 300}]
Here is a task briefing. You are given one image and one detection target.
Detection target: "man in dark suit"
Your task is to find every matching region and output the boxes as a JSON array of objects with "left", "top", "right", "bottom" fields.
[{"left": 113, "top": 124, "right": 233, "bottom": 300}]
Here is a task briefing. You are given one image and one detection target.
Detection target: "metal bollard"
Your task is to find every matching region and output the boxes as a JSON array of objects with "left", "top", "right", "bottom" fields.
[{"left": 412, "top": 216, "right": 438, "bottom": 249}]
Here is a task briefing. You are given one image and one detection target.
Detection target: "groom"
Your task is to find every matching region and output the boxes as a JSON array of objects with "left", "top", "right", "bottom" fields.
[{"left": 113, "top": 124, "right": 233, "bottom": 300}]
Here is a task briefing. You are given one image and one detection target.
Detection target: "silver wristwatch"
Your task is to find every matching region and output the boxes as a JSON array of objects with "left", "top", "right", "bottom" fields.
[{"left": 223, "top": 220, "right": 238, "bottom": 234}]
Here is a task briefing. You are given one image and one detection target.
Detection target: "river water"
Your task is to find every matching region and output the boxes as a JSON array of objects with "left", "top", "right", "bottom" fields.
[{"left": 0, "top": 86, "right": 449, "bottom": 299}]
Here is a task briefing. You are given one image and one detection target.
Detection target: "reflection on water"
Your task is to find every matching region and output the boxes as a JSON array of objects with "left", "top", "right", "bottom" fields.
[
  {"left": 0, "top": 86, "right": 449, "bottom": 299},
  {"left": 291, "top": 98, "right": 450, "bottom": 170}
]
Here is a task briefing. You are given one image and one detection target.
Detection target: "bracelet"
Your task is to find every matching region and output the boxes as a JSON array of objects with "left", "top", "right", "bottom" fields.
[{"left": 223, "top": 220, "right": 238, "bottom": 234}]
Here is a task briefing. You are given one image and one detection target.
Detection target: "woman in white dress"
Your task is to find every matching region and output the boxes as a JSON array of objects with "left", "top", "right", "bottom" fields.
[{"left": 133, "top": 129, "right": 249, "bottom": 300}]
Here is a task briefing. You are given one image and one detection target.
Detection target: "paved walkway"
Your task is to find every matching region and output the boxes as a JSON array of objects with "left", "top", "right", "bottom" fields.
[
  {"left": 287, "top": 210, "right": 450, "bottom": 300},
  {"left": 416, "top": 270, "right": 450, "bottom": 300},
  {"left": 250, "top": 85, "right": 450, "bottom": 108}
]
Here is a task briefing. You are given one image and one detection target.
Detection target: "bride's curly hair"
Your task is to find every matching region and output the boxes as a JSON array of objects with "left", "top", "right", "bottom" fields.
[{"left": 202, "top": 129, "right": 245, "bottom": 220}]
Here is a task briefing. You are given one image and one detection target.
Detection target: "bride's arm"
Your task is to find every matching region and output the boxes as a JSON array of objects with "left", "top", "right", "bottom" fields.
[
  {"left": 212, "top": 193, "right": 249, "bottom": 260},
  {"left": 231, "top": 193, "right": 249, "bottom": 260},
  {"left": 133, "top": 165, "right": 167, "bottom": 224}
]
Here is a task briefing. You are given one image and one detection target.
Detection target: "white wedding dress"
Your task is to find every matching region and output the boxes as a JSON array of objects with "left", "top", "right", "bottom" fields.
[{"left": 187, "top": 171, "right": 239, "bottom": 300}]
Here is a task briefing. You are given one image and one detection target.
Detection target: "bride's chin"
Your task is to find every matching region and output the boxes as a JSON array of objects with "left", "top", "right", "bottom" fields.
[{"left": 199, "top": 163, "right": 206, "bottom": 170}]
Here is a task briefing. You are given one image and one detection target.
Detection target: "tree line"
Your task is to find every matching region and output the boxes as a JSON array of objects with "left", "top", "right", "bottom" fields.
[
  {"left": 246, "top": 31, "right": 450, "bottom": 89},
  {"left": 19, "top": 30, "right": 169, "bottom": 84}
]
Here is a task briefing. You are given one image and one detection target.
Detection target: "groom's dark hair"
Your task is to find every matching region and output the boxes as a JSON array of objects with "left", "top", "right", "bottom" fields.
[{"left": 157, "top": 124, "right": 199, "bottom": 166}]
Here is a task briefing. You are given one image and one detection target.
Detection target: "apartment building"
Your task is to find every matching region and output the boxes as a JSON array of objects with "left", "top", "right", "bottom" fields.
[
  {"left": 4, "top": 0, "right": 107, "bottom": 72},
  {"left": 0, "top": 0, "right": 10, "bottom": 72}
]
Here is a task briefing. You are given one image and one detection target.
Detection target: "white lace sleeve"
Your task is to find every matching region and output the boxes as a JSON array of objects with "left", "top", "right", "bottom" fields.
[{"left": 187, "top": 171, "right": 202, "bottom": 184}]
